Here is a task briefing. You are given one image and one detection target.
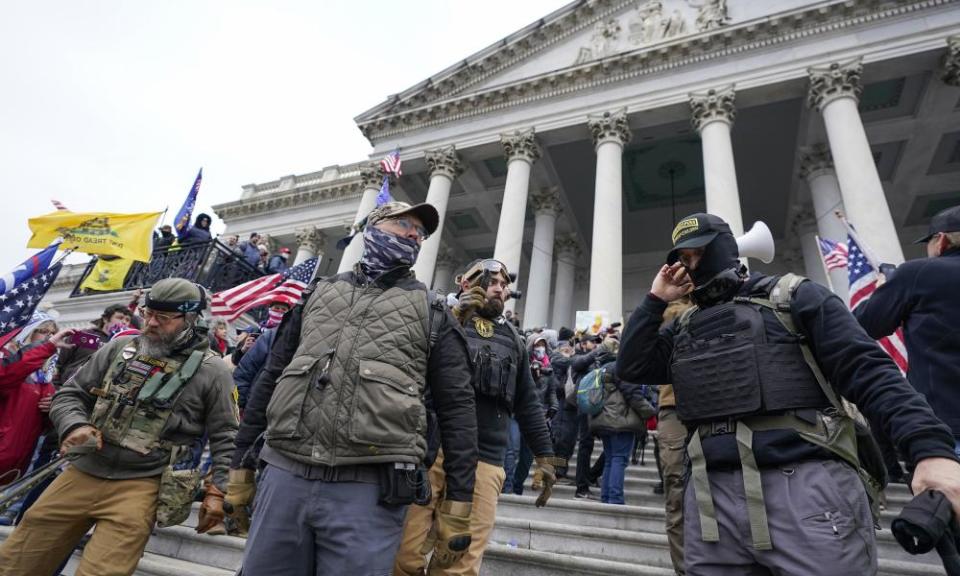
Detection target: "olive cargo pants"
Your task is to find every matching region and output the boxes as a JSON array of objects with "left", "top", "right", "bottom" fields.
[
  {"left": 683, "top": 459, "right": 876, "bottom": 575},
  {"left": 0, "top": 465, "right": 159, "bottom": 576},
  {"left": 657, "top": 408, "right": 687, "bottom": 575},
  {"left": 394, "top": 453, "right": 505, "bottom": 576}
]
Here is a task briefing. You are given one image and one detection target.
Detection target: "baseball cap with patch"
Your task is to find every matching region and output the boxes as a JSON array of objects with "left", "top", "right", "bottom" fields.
[
  {"left": 666, "top": 213, "right": 732, "bottom": 264},
  {"left": 914, "top": 204, "right": 960, "bottom": 243},
  {"left": 367, "top": 201, "right": 440, "bottom": 236}
]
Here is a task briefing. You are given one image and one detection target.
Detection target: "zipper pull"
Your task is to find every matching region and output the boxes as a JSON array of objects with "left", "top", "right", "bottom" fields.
[{"left": 825, "top": 511, "right": 838, "bottom": 535}]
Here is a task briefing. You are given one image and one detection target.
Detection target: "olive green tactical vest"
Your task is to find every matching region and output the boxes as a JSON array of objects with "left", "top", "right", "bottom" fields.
[
  {"left": 265, "top": 274, "right": 430, "bottom": 467},
  {"left": 91, "top": 341, "right": 205, "bottom": 455}
]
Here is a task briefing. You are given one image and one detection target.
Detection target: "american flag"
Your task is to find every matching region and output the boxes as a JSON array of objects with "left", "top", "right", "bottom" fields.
[
  {"left": 50, "top": 199, "right": 68, "bottom": 211},
  {"left": 818, "top": 237, "right": 848, "bottom": 271},
  {"left": 210, "top": 257, "right": 318, "bottom": 321},
  {"left": 0, "top": 263, "right": 62, "bottom": 336},
  {"left": 380, "top": 149, "right": 402, "bottom": 177},
  {"left": 846, "top": 234, "right": 908, "bottom": 372}
]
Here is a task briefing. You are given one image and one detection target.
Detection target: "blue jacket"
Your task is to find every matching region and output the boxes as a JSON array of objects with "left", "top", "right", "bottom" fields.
[
  {"left": 233, "top": 328, "right": 276, "bottom": 409},
  {"left": 854, "top": 248, "right": 960, "bottom": 437},
  {"left": 239, "top": 242, "right": 261, "bottom": 268},
  {"left": 266, "top": 255, "right": 289, "bottom": 275}
]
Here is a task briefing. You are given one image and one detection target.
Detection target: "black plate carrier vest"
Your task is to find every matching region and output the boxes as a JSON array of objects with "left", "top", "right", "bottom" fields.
[
  {"left": 463, "top": 317, "right": 522, "bottom": 411},
  {"left": 671, "top": 294, "right": 830, "bottom": 425}
]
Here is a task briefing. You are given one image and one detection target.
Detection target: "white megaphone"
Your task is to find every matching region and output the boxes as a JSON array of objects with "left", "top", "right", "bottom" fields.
[{"left": 736, "top": 221, "right": 775, "bottom": 264}]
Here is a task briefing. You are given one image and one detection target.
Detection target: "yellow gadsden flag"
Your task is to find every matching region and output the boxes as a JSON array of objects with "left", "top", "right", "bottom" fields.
[
  {"left": 78, "top": 256, "right": 135, "bottom": 292},
  {"left": 28, "top": 211, "right": 162, "bottom": 262}
]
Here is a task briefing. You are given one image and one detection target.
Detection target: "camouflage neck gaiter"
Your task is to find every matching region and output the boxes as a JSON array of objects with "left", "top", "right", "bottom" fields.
[{"left": 359, "top": 226, "right": 420, "bottom": 280}]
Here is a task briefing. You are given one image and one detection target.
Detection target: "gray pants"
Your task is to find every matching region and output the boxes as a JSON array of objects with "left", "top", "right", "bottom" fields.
[
  {"left": 241, "top": 464, "right": 408, "bottom": 576},
  {"left": 683, "top": 460, "right": 876, "bottom": 575}
]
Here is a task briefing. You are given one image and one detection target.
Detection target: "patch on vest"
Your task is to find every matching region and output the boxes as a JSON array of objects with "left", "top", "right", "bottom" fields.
[
  {"left": 121, "top": 345, "right": 137, "bottom": 360},
  {"left": 473, "top": 317, "right": 495, "bottom": 338}
]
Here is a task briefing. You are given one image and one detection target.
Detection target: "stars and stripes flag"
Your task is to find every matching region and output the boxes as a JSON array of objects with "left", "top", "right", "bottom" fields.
[
  {"left": 0, "top": 263, "right": 62, "bottom": 336},
  {"left": 845, "top": 232, "right": 909, "bottom": 373},
  {"left": 1, "top": 241, "right": 61, "bottom": 296},
  {"left": 379, "top": 148, "right": 402, "bottom": 177},
  {"left": 210, "top": 256, "right": 319, "bottom": 321},
  {"left": 817, "top": 237, "right": 848, "bottom": 271}
]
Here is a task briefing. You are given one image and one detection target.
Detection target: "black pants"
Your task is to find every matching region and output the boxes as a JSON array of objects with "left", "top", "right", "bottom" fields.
[{"left": 575, "top": 413, "right": 604, "bottom": 491}]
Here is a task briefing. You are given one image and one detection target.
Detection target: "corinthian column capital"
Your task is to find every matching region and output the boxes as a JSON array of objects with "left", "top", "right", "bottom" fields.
[
  {"left": 942, "top": 36, "right": 960, "bottom": 87},
  {"left": 798, "top": 143, "right": 835, "bottom": 181},
  {"left": 807, "top": 58, "right": 863, "bottom": 111},
  {"left": 359, "top": 161, "right": 385, "bottom": 191},
  {"left": 587, "top": 109, "right": 632, "bottom": 149},
  {"left": 295, "top": 227, "right": 325, "bottom": 254},
  {"left": 500, "top": 128, "right": 541, "bottom": 164},
  {"left": 689, "top": 85, "right": 736, "bottom": 132},
  {"left": 555, "top": 233, "right": 582, "bottom": 258},
  {"left": 530, "top": 187, "right": 562, "bottom": 218},
  {"left": 425, "top": 146, "right": 463, "bottom": 181}
]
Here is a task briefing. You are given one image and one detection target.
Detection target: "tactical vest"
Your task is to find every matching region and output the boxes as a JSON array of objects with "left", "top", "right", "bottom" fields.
[
  {"left": 672, "top": 274, "right": 883, "bottom": 552},
  {"left": 463, "top": 315, "right": 523, "bottom": 412},
  {"left": 264, "top": 273, "right": 430, "bottom": 467},
  {"left": 90, "top": 341, "right": 206, "bottom": 455},
  {"left": 671, "top": 289, "right": 829, "bottom": 424}
]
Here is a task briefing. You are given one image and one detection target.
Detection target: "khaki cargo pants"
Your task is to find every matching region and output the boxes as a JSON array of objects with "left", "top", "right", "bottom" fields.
[
  {"left": 394, "top": 453, "right": 505, "bottom": 576},
  {"left": 0, "top": 465, "right": 160, "bottom": 576},
  {"left": 658, "top": 407, "right": 687, "bottom": 575}
]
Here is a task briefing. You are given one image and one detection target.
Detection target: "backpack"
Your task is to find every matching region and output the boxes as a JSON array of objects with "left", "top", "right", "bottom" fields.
[{"left": 577, "top": 367, "right": 605, "bottom": 416}]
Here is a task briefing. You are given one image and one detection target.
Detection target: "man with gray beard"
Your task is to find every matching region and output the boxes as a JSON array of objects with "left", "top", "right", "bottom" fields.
[{"left": 0, "top": 278, "right": 238, "bottom": 576}]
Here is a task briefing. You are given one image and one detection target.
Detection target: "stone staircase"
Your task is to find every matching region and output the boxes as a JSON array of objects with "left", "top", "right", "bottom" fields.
[{"left": 0, "top": 438, "right": 947, "bottom": 575}]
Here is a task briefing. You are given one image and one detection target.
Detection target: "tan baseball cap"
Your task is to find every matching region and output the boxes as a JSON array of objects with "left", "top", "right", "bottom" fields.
[{"left": 367, "top": 201, "right": 440, "bottom": 236}]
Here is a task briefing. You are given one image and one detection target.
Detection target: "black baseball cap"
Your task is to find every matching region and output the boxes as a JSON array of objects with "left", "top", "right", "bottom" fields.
[
  {"left": 666, "top": 213, "right": 732, "bottom": 264},
  {"left": 914, "top": 205, "right": 960, "bottom": 244}
]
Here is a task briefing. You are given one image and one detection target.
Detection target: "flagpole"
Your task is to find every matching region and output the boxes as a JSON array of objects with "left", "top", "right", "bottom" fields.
[
  {"left": 834, "top": 210, "right": 882, "bottom": 270},
  {"left": 157, "top": 206, "right": 170, "bottom": 228},
  {"left": 813, "top": 234, "right": 836, "bottom": 293}
]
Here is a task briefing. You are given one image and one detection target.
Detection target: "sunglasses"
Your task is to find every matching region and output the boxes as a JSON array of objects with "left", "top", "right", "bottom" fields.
[{"left": 138, "top": 307, "right": 185, "bottom": 323}]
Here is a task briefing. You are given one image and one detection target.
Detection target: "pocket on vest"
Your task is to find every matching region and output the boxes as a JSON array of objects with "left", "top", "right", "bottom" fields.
[
  {"left": 266, "top": 354, "right": 321, "bottom": 440},
  {"left": 350, "top": 359, "right": 424, "bottom": 450}
]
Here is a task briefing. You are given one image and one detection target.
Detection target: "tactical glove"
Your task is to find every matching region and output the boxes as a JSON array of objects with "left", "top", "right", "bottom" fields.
[
  {"left": 532, "top": 456, "right": 558, "bottom": 508},
  {"left": 196, "top": 482, "right": 225, "bottom": 534},
  {"left": 429, "top": 500, "right": 473, "bottom": 569},
  {"left": 224, "top": 468, "right": 256, "bottom": 536},
  {"left": 452, "top": 286, "right": 487, "bottom": 322}
]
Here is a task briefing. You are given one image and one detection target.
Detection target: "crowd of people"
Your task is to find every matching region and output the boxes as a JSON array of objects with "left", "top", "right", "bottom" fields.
[{"left": 0, "top": 201, "right": 958, "bottom": 576}]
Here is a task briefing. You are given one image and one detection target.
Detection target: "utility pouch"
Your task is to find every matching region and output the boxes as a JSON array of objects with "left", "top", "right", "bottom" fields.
[
  {"left": 378, "top": 463, "right": 418, "bottom": 507},
  {"left": 414, "top": 467, "right": 432, "bottom": 506},
  {"left": 155, "top": 446, "right": 201, "bottom": 528}
]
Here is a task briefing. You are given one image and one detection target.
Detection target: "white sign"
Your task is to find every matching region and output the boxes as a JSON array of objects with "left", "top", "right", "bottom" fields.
[{"left": 575, "top": 310, "right": 610, "bottom": 335}]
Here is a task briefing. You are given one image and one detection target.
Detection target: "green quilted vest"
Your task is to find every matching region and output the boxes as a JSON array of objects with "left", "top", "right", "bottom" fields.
[{"left": 265, "top": 272, "right": 430, "bottom": 466}]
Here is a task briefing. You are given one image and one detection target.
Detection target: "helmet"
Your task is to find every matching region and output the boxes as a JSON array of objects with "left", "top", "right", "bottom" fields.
[{"left": 145, "top": 279, "right": 207, "bottom": 313}]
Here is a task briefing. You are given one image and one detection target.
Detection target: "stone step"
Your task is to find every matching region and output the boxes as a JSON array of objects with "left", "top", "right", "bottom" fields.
[{"left": 479, "top": 543, "right": 676, "bottom": 576}]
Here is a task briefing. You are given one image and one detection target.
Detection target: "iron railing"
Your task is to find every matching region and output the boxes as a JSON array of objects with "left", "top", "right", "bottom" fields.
[{"left": 70, "top": 239, "right": 264, "bottom": 298}]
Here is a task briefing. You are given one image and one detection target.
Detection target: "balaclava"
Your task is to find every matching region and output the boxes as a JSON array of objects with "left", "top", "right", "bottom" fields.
[{"left": 359, "top": 225, "right": 420, "bottom": 279}]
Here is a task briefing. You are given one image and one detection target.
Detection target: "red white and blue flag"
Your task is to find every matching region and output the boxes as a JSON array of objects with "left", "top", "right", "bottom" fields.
[
  {"left": 211, "top": 256, "right": 318, "bottom": 321},
  {"left": 817, "top": 237, "right": 848, "bottom": 272},
  {"left": 845, "top": 233, "right": 908, "bottom": 373},
  {"left": 0, "top": 241, "right": 62, "bottom": 296},
  {"left": 379, "top": 148, "right": 402, "bottom": 177}
]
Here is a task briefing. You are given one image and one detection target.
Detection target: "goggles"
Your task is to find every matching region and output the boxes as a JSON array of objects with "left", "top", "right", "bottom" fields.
[{"left": 460, "top": 259, "right": 511, "bottom": 286}]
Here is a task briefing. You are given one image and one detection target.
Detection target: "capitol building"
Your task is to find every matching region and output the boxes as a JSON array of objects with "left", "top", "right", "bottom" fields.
[{"left": 48, "top": 0, "right": 960, "bottom": 330}]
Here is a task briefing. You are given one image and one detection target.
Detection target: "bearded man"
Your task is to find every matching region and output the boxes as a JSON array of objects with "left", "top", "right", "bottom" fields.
[
  {"left": 0, "top": 278, "right": 238, "bottom": 576},
  {"left": 394, "top": 258, "right": 558, "bottom": 576},
  {"left": 227, "top": 201, "right": 478, "bottom": 575}
]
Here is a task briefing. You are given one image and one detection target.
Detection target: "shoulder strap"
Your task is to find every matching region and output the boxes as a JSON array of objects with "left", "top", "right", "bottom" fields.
[
  {"left": 426, "top": 290, "right": 447, "bottom": 353},
  {"left": 741, "top": 273, "right": 842, "bottom": 411},
  {"left": 141, "top": 350, "right": 207, "bottom": 404},
  {"left": 677, "top": 304, "right": 699, "bottom": 331},
  {"left": 501, "top": 317, "right": 526, "bottom": 357}
]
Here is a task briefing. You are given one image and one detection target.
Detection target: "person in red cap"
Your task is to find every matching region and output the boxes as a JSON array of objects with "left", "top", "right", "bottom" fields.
[{"left": 266, "top": 247, "right": 292, "bottom": 275}]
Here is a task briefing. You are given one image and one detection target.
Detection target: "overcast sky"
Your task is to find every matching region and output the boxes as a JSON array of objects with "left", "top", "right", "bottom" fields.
[{"left": 0, "top": 0, "right": 566, "bottom": 272}]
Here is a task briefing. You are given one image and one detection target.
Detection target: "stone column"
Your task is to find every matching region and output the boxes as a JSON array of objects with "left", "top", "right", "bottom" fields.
[
  {"left": 799, "top": 144, "right": 849, "bottom": 301},
  {"left": 808, "top": 59, "right": 904, "bottom": 265},
  {"left": 432, "top": 249, "right": 458, "bottom": 294},
  {"left": 411, "top": 146, "right": 463, "bottom": 283},
  {"left": 493, "top": 129, "right": 540, "bottom": 313},
  {"left": 338, "top": 162, "right": 384, "bottom": 273},
  {"left": 294, "top": 227, "right": 325, "bottom": 266},
  {"left": 942, "top": 36, "right": 960, "bottom": 86},
  {"left": 587, "top": 109, "right": 631, "bottom": 322},
  {"left": 523, "top": 187, "right": 561, "bottom": 329},
  {"left": 551, "top": 234, "right": 580, "bottom": 330},
  {"left": 690, "top": 85, "right": 744, "bottom": 237}
]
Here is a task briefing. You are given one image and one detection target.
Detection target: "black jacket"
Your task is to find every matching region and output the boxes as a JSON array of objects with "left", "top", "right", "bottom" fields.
[
  {"left": 854, "top": 248, "right": 960, "bottom": 437},
  {"left": 618, "top": 273, "right": 957, "bottom": 469},
  {"left": 233, "top": 269, "right": 478, "bottom": 502}
]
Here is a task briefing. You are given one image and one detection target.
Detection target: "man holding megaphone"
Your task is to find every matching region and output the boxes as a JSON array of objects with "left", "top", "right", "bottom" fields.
[{"left": 618, "top": 212, "right": 960, "bottom": 575}]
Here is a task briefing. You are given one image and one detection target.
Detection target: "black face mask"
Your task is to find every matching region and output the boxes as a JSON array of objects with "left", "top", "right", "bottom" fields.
[{"left": 685, "top": 233, "right": 745, "bottom": 306}]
